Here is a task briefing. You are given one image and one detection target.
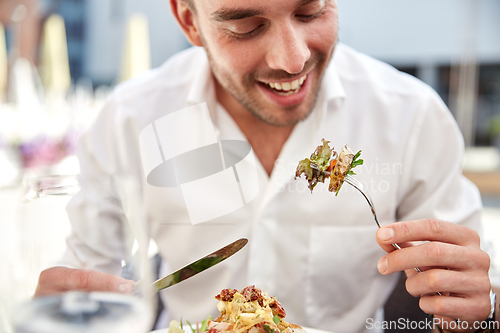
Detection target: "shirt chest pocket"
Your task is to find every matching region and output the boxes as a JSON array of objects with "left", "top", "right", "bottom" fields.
[{"left": 305, "top": 224, "right": 386, "bottom": 323}]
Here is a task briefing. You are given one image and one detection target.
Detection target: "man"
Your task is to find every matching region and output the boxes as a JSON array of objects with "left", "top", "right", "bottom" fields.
[{"left": 35, "top": 0, "right": 498, "bottom": 332}]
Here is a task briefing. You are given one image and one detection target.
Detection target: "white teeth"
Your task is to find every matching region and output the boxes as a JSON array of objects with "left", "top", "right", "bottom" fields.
[
  {"left": 277, "top": 90, "right": 296, "bottom": 96},
  {"left": 267, "top": 74, "right": 307, "bottom": 92}
]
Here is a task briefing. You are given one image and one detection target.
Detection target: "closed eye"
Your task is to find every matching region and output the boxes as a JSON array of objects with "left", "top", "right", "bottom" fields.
[
  {"left": 228, "top": 24, "right": 265, "bottom": 39},
  {"left": 296, "top": 8, "right": 325, "bottom": 22}
]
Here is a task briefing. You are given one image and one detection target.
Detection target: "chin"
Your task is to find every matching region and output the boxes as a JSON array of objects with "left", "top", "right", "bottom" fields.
[
  {"left": 264, "top": 99, "right": 318, "bottom": 127},
  {"left": 247, "top": 106, "right": 311, "bottom": 127}
]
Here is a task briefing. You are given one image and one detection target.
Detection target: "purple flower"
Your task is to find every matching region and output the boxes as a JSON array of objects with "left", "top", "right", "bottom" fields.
[{"left": 15, "top": 128, "right": 83, "bottom": 169}]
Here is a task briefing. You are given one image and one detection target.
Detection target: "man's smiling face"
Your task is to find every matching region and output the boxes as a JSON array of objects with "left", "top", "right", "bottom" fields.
[{"left": 184, "top": 0, "right": 338, "bottom": 127}]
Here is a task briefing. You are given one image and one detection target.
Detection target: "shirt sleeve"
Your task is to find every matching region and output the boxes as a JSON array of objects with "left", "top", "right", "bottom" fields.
[
  {"left": 396, "top": 89, "right": 481, "bottom": 227},
  {"left": 395, "top": 89, "right": 500, "bottom": 288},
  {"left": 58, "top": 94, "right": 130, "bottom": 276}
]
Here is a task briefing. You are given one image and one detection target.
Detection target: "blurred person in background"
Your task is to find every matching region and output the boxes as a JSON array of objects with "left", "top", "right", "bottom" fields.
[
  {"left": 34, "top": 1, "right": 499, "bottom": 333},
  {"left": 0, "top": 0, "right": 61, "bottom": 103},
  {"left": 0, "top": 0, "right": 44, "bottom": 63}
]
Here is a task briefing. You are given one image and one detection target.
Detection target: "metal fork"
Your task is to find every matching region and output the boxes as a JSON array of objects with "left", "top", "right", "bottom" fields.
[
  {"left": 344, "top": 174, "right": 446, "bottom": 298},
  {"left": 306, "top": 165, "right": 445, "bottom": 294},
  {"left": 344, "top": 174, "right": 430, "bottom": 274}
]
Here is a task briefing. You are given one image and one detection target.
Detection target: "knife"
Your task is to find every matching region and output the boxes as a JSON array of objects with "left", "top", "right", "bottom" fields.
[{"left": 151, "top": 238, "right": 248, "bottom": 293}]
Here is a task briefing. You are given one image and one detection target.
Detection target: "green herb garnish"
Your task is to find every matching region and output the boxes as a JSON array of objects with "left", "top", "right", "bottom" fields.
[
  {"left": 185, "top": 320, "right": 196, "bottom": 333},
  {"left": 200, "top": 316, "right": 212, "bottom": 332},
  {"left": 263, "top": 325, "right": 274, "bottom": 333}
]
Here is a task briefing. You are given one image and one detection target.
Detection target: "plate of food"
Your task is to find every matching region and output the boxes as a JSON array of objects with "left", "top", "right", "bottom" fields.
[{"left": 151, "top": 286, "right": 333, "bottom": 333}]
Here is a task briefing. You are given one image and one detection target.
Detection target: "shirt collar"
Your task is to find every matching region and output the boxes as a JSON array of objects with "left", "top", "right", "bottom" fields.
[
  {"left": 306, "top": 48, "right": 346, "bottom": 131},
  {"left": 185, "top": 45, "right": 347, "bottom": 125},
  {"left": 186, "top": 47, "right": 212, "bottom": 106},
  {"left": 182, "top": 46, "right": 347, "bottom": 209},
  {"left": 324, "top": 47, "right": 347, "bottom": 102}
]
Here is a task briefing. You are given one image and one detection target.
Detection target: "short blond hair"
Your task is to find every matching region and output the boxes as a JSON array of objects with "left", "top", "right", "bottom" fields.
[{"left": 183, "top": 0, "right": 195, "bottom": 11}]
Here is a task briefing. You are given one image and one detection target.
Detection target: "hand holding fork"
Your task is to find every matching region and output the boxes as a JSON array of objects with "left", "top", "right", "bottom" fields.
[
  {"left": 300, "top": 144, "right": 493, "bottom": 326},
  {"left": 344, "top": 174, "right": 492, "bottom": 326}
]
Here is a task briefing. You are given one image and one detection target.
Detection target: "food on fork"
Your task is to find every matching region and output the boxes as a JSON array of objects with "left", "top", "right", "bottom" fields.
[
  {"left": 207, "top": 285, "right": 306, "bottom": 333},
  {"left": 295, "top": 139, "right": 363, "bottom": 195},
  {"left": 328, "top": 145, "right": 355, "bottom": 193}
]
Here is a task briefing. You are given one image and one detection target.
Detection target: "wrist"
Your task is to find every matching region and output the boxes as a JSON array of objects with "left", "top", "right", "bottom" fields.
[
  {"left": 474, "top": 290, "right": 497, "bottom": 333},
  {"left": 434, "top": 291, "right": 497, "bottom": 333},
  {"left": 493, "top": 290, "right": 499, "bottom": 333}
]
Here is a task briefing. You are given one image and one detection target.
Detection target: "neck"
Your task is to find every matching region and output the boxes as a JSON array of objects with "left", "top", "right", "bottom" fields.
[{"left": 215, "top": 81, "right": 294, "bottom": 177}]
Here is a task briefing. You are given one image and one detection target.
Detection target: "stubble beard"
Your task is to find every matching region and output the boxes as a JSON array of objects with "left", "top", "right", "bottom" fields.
[{"left": 201, "top": 34, "right": 334, "bottom": 128}]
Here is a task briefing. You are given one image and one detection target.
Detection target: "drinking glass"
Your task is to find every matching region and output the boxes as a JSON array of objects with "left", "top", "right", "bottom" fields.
[{"left": 13, "top": 174, "right": 156, "bottom": 333}]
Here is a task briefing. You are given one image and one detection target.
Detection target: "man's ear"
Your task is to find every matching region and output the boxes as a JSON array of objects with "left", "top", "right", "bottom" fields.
[{"left": 170, "top": 0, "right": 202, "bottom": 47}]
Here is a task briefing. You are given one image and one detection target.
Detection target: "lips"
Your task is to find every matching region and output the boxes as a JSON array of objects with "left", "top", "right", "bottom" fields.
[
  {"left": 266, "top": 74, "right": 307, "bottom": 96},
  {"left": 257, "top": 73, "right": 310, "bottom": 107}
]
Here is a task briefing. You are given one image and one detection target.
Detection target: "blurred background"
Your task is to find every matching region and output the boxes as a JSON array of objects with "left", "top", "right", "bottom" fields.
[{"left": 0, "top": 0, "right": 499, "bottom": 332}]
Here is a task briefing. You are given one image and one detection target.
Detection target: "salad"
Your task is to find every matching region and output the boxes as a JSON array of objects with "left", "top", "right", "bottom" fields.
[{"left": 295, "top": 139, "right": 363, "bottom": 195}]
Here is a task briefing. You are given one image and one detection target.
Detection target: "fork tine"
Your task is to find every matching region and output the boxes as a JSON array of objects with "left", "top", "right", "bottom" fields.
[
  {"left": 345, "top": 175, "right": 435, "bottom": 285},
  {"left": 344, "top": 174, "right": 356, "bottom": 184},
  {"left": 344, "top": 175, "right": 381, "bottom": 228},
  {"left": 345, "top": 174, "right": 362, "bottom": 188}
]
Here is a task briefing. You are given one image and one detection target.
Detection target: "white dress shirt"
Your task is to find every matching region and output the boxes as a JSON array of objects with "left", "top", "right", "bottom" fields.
[{"left": 60, "top": 43, "right": 484, "bottom": 333}]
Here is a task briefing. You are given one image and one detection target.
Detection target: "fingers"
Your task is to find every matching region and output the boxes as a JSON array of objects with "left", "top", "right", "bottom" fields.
[
  {"left": 375, "top": 219, "right": 493, "bottom": 325},
  {"left": 419, "top": 294, "right": 492, "bottom": 323},
  {"left": 377, "top": 242, "right": 490, "bottom": 275},
  {"left": 405, "top": 269, "right": 491, "bottom": 297},
  {"left": 35, "top": 267, "right": 135, "bottom": 298},
  {"left": 376, "top": 219, "right": 481, "bottom": 249},
  {"left": 64, "top": 268, "right": 135, "bottom": 293}
]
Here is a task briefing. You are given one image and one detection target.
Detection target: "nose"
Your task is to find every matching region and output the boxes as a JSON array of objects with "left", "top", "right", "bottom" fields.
[{"left": 265, "top": 23, "right": 311, "bottom": 74}]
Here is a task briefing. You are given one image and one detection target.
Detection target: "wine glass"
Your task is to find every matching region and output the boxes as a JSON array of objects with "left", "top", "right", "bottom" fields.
[{"left": 13, "top": 174, "right": 157, "bottom": 333}]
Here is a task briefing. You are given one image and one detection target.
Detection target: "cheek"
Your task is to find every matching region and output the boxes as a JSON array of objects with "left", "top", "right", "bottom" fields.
[
  {"left": 308, "top": 9, "right": 338, "bottom": 53},
  {"left": 311, "top": 26, "right": 337, "bottom": 54},
  {"left": 211, "top": 36, "right": 262, "bottom": 77},
  {"left": 315, "top": 30, "right": 337, "bottom": 57}
]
